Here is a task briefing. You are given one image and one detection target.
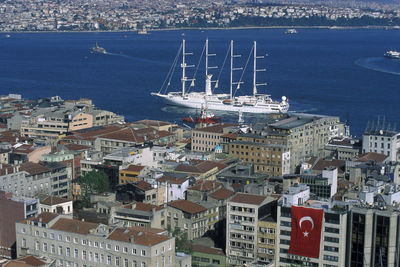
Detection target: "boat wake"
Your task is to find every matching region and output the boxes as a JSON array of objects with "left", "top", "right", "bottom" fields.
[{"left": 355, "top": 57, "right": 400, "bottom": 76}]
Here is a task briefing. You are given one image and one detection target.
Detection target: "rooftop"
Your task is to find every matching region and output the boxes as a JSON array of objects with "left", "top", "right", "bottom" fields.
[
  {"left": 51, "top": 218, "right": 99, "bottom": 235},
  {"left": 168, "top": 199, "right": 207, "bottom": 214},
  {"left": 230, "top": 192, "right": 267, "bottom": 205},
  {"left": 107, "top": 227, "right": 169, "bottom": 246}
]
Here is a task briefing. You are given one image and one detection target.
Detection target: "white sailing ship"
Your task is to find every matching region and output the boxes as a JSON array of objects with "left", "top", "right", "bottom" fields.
[{"left": 151, "top": 39, "right": 289, "bottom": 114}]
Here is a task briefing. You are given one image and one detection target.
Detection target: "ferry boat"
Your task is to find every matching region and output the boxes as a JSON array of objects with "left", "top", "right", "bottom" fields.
[
  {"left": 151, "top": 39, "right": 289, "bottom": 114},
  {"left": 384, "top": 50, "right": 400, "bottom": 59},
  {"left": 90, "top": 42, "right": 106, "bottom": 54},
  {"left": 285, "top": 29, "right": 297, "bottom": 34},
  {"left": 138, "top": 29, "right": 148, "bottom": 35}
]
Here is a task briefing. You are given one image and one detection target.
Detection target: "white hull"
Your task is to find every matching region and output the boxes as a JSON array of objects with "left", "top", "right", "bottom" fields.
[{"left": 152, "top": 91, "right": 289, "bottom": 114}]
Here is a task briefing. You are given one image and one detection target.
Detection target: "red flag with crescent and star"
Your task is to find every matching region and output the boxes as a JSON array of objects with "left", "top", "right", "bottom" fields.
[{"left": 288, "top": 206, "right": 323, "bottom": 258}]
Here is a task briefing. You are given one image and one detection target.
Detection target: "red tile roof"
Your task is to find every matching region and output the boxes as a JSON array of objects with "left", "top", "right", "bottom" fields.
[
  {"left": 107, "top": 227, "right": 169, "bottom": 246},
  {"left": 24, "top": 212, "right": 58, "bottom": 224},
  {"left": 134, "top": 180, "right": 152, "bottom": 191},
  {"left": 308, "top": 157, "right": 345, "bottom": 173},
  {"left": 19, "top": 162, "right": 51, "bottom": 175},
  {"left": 124, "top": 165, "right": 146, "bottom": 172},
  {"left": 194, "top": 123, "right": 236, "bottom": 133},
  {"left": 189, "top": 180, "right": 222, "bottom": 192},
  {"left": 40, "top": 196, "right": 72, "bottom": 206},
  {"left": 51, "top": 218, "right": 99, "bottom": 235},
  {"left": 124, "top": 202, "right": 163, "bottom": 212},
  {"left": 158, "top": 176, "right": 187, "bottom": 185},
  {"left": 209, "top": 188, "right": 234, "bottom": 200},
  {"left": 230, "top": 193, "right": 266, "bottom": 205},
  {"left": 168, "top": 199, "right": 206, "bottom": 214},
  {"left": 356, "top": 152, "right": 388, "bottom": 163}
]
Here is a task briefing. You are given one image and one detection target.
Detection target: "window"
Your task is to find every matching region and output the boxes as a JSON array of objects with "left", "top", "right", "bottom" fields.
[
  {"left": 51, "top": 244, "right": 55, "bottom": 254},
  {"left": 132, "top": 248, "right": 137, "bottom": 254},
  {"left": 66, "top": 236, "right": 70, "bottom": 243},
  {"left": 82, "top": 250, "right": 86, "bottom": 260},
  {"left": 324, "top": 246, "right": 339, "bottom": 252},
  {"left": 124, "top": 259, "right": 128, "bottom": 267},
  {"left": 132, "top": 260, "right": 137, "bottom": 267},
  {"left": 74, "top": 249, "right": 78, "bottom": 258},
  {"left": 89, "top": 252, "right": 92, "bottom": 261},
  {"left": 123, "top": 247, "right": 128, "bottom": 253},
  {"left": 43, "top": 232, "right": 47, "bottom": 238},
  {"left": 94, "top": 241, "right": 99, "bottom": 247},
  {"left": 141, "top": 263, "right": 146, "bottom": 267},
  {"left": 65, "top": 247, "right": 70, "bottom": 257},
  {"left": 35, "top": 230, "right": 39, "bottom": 236},
  {"left": 21, "top": 238, "right": 26, "bottom": 247},
  {"left": 73, "top": 237, "right": 78, "bottom": 244},
  {"left": 58, "top": 234, "right": 62, "bottom": 240},
  {"left": 115, "top": 257, "right": 120, "bottom": 266},
  {"left": 107, "top": 256, "right": 111, "bottom": 265},
  {"left": 58, "top": 246, "right": 62, "bottom": 255},
  {"left": 324, "top": 236, "right": 339, "bottom": 243},
  {"left": 101, "top": 254, "right": 104, "bottom": 263},
  {"left": 35, "top": 241, "right": 40, "bottom": 250},
  {"left": 115, "top": 245, "right": 120, "bottom": 251},
  {"left": 325, "top": 227, "right": 339, "bottom": 234},
  {"left": 43, "top": 243, "right": 48, "bottom": 252},
  {"left": 323, "top": 255, "right": 339, "bottom": 262},
  {"left": 107, "top": 243, "right": 111, "bottom": 250},
  {"left": 50, "top": 233, "right": 55, "bottom": 239},
  {"left": 21, "top": 228, "right": 26, "bottom": 234},
  {"left": 141, "top": 250, "right": 146, "bottom": 256},
  {"left": 82, "top": 239, "right": 87, "bottom": 245}
]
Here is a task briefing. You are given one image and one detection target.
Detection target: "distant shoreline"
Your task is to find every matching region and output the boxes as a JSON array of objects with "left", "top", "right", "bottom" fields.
[{"left": 1, "top": 25, "right": 399, "bottom": 34}]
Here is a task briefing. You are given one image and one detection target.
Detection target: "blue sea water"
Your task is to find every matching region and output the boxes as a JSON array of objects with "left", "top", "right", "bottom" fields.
[{"left": 0, "top": 28, "right": 400, "bottom": 137}]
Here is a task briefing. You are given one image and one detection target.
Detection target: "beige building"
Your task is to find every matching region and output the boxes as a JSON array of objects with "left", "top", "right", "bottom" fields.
[
  {"left": 166, "top": 199, "right": 218, "bottom": 240},
  {"left": 191, "top": 123, "right": 236, "bottom": 152},
  {"left": 20, "top": 104, "right": 124, "bottom": 139},
  {"left": 226, "top": 193, "right": 277, "bottom": 266},
  {"left": 257, "top": 218, "right": 277, "bottom": 263},
  {"left": 16, "top": 212, "right": 176, "bottom": 267}
]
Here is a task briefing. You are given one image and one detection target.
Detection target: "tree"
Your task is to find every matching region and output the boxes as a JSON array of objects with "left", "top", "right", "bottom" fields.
[
  {"left": 168, "top": 227, "right": 193, "bottom": 254},
  {"left": 78, "top": 170, "right": 110, "bottom": 208}
]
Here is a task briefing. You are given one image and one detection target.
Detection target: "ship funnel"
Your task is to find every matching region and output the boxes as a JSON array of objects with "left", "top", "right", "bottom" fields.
[{"left": 206, "top": 74, "right": 213, "bottom": 96}]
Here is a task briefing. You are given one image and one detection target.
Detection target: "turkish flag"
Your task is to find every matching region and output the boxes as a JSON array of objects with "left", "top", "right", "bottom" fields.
[{"left": 288, "top": 206, "right": 323, "bottom": 258}]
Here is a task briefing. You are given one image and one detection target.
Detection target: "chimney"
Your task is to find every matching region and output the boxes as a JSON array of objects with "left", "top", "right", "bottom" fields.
[{"left": 129, "top": 235, "right": 134, "bottom": 243}]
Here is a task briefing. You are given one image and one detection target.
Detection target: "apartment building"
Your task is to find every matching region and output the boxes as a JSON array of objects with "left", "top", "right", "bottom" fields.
[
  {"left": 226, "top": 193, "right": 277, "bottom": 266},
  {"left": 233, "top": 114, "right": 343, "bottom": 174},
  {"left": 346, "top": 205, "right": 400, "bottom": 266},
  {"left": 20, "top": 105, "right": 124, "bottom": 138},
  {"left": 276, "top": 184, "right": 347, "bottom": 267},
  {"left": 257, "top": 217, "right": 277, "bottom": 263},
  {"left": 0, "top": 162, "right": 69, "bottom": 198},
  {"left": 166, "top": 199, "right": 216, "bottom": 240},
  {"left": 16, "top": 213, "right": 176, "bottom": 267},
  {"left": 119, "top": 165, "right": 147, "bottom": 185},
  {"left": 191, "top": 123, "right": 236, "bottom": 152},
  {"left": 39, "top": 195, "right": 73, "bottom": 215},
  {"left": 362, "top": 128, "right": 400, "bottom": 162},
  {"left": 0, "top": 191, "right": 39, "bottom": 259},
  {"left": 228, "top": 132, "right": 290, "bottom": 177},
  {"left": 110, "top": 202, "right": 165, "bottom": 229}
]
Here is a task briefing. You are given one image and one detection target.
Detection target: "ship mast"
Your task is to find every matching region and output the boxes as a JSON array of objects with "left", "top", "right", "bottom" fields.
[
  {"left": 253, "top": 41, "right": 267, "bottom": 97},
  {"left": 230, "top": 40, "right": 243, "bottom": 100},
  {"left": 181, "top": 39, "right": 194, "bottom": 96},
  {"left": 205, "top": 39, "right": 217, "bottom": 96}
]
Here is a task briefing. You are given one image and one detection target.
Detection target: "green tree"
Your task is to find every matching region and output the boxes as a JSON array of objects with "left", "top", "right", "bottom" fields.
[
  {"left": 78, "top": 170, "right": 110, "bottom": 208},
  {"left": 168, "top": 227, "right": 193, "bottom": 254}
]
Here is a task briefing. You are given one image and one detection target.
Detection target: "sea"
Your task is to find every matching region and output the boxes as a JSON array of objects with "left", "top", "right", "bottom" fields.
[{"left": 0, "top": 28, "right": 400, "bottom": 137}]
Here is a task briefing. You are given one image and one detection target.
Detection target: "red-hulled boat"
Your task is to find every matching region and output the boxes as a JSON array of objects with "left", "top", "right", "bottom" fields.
[{"left": 182, "top": 105, "right": 221, "bottom": 124}]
